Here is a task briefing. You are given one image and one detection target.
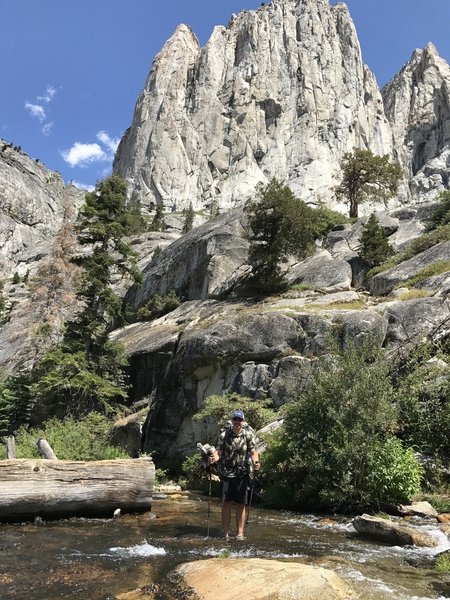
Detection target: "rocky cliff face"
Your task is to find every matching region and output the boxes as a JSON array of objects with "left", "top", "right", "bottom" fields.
[
  {"left": 114, "top": 0, "right": 393, "bottom": 212},
  {"left": 0, "top": 142, "right": 84, "bottom": 278},
  {"left": 383, "top": 43, "right": 450, "bottom": 201}
]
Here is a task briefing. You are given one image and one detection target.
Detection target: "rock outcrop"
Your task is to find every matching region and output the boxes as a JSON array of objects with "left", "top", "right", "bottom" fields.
[
  {"left": 114, "top": 0, "right": 393, "bottom": 212},
  {"left": 353, "top": 514, "right": 439, "bottom": 548},
  {"left": 171, "top": 558, "right": 355, "bottom": 600},
  {"left": 0, "top": 142, "right": 84, "bottom": 278},
  {"left": 383, "top": 43, "right": 450, "bottom": 201}
]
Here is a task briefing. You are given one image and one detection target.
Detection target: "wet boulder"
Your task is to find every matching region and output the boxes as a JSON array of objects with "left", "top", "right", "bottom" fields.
[
  {"left": 352, "top": 514, "right": 438, "bottom": 547},
  {"left": 171, "top": 558, "right": 355, "bottom": 600}
]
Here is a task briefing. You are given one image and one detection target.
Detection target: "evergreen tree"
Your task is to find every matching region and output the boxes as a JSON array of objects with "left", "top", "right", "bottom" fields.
[
  {"left": 359, "top": 213, "right": 395, "bottom": 267},
  {"left": 244, "top": 179, "right": 319, "bottom": 293},
  {"left": 335, "top": 149, "right": 403, "bottom": 218},
  {"left": 149, "top": 204, "right": 166, "bottom": 232},
  {"left": 31, "top": 175, "right": 142, "bottom": 419},
  {"left": 127, "top": 192, "right": 147, "bottom": 234},
  {"left": 182, "top": 202, "right": 195, "bottom": 234}
]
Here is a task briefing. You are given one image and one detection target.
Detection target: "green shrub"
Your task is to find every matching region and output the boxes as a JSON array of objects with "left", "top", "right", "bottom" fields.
[
  {"left": 396, "top": 344, "right": 450, "bottom": 460},
  {"left": 13, "top": 413, "right": 129, "bottom": 460},
  {"left": 313, "top": 201, "right": 349, "bottom": 237},
  {"left": 194, "top": 393, "right": 277, "bottom": 431},
  {"left": 263, "top": 336, "right": 408, "bottom": 511},
  {"left": 136, "top": 289, "right": 181, "bottom": 322},
  {"left": 435, "top": 553, "right": 450, "bottom": 573},
  {"left": 428, "top": 190, "right": 450, "bottom": 230},
  {"left": 181, "top": 454, "right": 202, "bottom": 481},
  {"left": 366, "top": 437, "right": 422, "bottom": 504},
  {"left": 12, "top": 272, "right": 20, "bottom": 285}
]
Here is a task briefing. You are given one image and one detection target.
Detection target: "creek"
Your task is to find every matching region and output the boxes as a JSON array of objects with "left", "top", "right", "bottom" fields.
[{"left": 1, "top": 493, "right": 450, "bottom": 599}]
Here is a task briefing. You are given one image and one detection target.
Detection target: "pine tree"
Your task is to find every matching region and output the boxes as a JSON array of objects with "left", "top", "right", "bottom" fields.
[
  {"left": 30, "top": 175, "right": 142, "bottom": 419},
  {"left": 244, "top": 179, "right": 319, "bottom": 292},
  {"left": 182, "top": 202, "right": 195, "bottom": 234},
  {"left": 359, "top": 213, "right": 394, "bottom": 267},
  {"left": 149, "top": 204, "right": 166, "bottom": 232},
  {"left": 335, "top": 149, "right": 403, "bottom": 218}
]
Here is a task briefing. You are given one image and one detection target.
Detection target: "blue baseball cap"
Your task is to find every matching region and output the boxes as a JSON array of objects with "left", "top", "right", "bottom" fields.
[{"left": 232, "top": 410, "right": 245, "bottom": 420}]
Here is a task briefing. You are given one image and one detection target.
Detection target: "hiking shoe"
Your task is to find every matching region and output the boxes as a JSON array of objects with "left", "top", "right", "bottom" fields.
[
  {"left": 224, "top": 533, "right": 230, "bottom": 541},
  {"left": 235, "top": 534, "right": 246, "bottom": 541}
]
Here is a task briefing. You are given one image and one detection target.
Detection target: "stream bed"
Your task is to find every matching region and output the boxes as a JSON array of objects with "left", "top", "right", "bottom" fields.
[{"left": 1, "top": 492, "right": 450, "bottom": 599}]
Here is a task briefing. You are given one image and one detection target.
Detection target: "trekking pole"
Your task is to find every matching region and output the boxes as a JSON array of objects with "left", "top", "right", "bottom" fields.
[
  {"left": 246, "top": 473, "right": 257, "bottom": 526},
  {"left": 206, "top": 464, "right": 212, "bottom": 538}
]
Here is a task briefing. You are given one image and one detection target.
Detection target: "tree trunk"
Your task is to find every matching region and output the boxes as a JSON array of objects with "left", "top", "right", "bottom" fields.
[
  {"left": 349, "top": 194, "right": 359, "bottom": 219},
  {"left": 37, "top": 438, "right": 57, "bottom": 460},
  {"left": 6, "top": 436, "right": 16, "bottom": 459},
  {"left": 0, "top": 457, "right": 155, "bottom": 522}
]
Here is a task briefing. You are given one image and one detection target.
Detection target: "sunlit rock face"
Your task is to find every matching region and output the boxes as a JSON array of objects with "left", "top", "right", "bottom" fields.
[
  {"left": 0, "top": 142, "right": 84, "bottom": 278},
  {"left": 383, "top": 42, "right": 450, "bottom": 201},
  {"left": 114, "top": 0, "right": 393, "bottom": 212}
]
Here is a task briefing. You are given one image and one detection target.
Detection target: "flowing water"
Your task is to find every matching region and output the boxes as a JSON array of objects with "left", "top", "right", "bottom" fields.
[{"left": 1, "top": 492, "right": 450, "bottom": 599}]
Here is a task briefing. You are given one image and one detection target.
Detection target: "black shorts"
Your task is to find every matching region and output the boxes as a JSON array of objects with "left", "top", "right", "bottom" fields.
[{"left": 222, "top": 476, "right": 249, "bottom": 505}]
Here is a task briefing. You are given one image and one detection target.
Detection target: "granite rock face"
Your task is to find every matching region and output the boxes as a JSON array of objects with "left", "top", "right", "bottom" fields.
[
  {"left": 0, "top": 142, "right": 84, "bottom": 278},
  {"left": 114, "top": 0, "right": 393, "bottom": 212},
  {"left": 383, "top": 43, "right": 450, "bottom": 201}
]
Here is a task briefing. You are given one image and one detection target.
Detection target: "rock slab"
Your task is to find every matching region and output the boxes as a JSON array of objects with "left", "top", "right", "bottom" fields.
[{"left": 172, "top": 558, "right": 354, "bottom": 600}]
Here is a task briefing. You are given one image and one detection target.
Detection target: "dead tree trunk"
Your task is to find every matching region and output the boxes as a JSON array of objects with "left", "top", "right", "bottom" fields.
[
  {"left": 6, "top": 436, "right": 16, "bottom": 459},
  {"left": 0, "top": 457, "right": 155, "bottom": 522},
  {"left": 37, "top": 438, "right": 57, "bottom": 459}
]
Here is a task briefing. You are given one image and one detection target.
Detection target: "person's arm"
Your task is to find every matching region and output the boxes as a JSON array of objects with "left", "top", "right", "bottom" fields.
[
  {"left": 251, "top": 449, "right": 260, "bottom": 471},
  {"left": 208, "top": 448, "right": 222, "bottom": 465}
]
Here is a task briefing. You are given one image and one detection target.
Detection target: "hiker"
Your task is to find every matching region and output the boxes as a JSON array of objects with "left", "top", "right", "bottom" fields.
[{"left": 208, "top": 409, "right": 260, "bottom": 540}]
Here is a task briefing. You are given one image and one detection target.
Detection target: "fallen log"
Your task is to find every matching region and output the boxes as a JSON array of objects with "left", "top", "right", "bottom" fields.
[{"left": 0, "top": 457, "right": 155, "bottom": 522}]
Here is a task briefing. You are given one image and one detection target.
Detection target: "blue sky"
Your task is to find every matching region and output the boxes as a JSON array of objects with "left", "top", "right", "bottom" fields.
[{"left": 1, "top": 0, "right": 449, "bottom": 191}]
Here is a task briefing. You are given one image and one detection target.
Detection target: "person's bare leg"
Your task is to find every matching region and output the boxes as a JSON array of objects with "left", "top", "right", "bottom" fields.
[
  {"left": 222, "top": 501, "right": 232, "bottom": 536},
  {"left": 236, "top": 503, "right": 246, "bottom": 537}
]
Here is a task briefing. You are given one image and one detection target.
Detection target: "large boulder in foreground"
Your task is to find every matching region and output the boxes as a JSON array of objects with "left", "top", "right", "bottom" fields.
[
  {"left": 171, "top": 558, "right": 354, "bottom": 600},
  {"left": 352, "top": 514, "right": 438, "bottom": 548}
]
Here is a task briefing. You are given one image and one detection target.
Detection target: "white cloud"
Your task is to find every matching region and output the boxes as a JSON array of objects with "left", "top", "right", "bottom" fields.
[
  {"left": 61, "top": 130, "right": 120, "bottom": 168},
  {"left": 60, "top": 142, "right": 106, "bottom": 168},
  {"left": 37, "top": 85, "right": 57, "bottom": 103},
  {"left": 96, "top": 131, "right": 120, "bottom": 155},
  {"left": 71, "top": 181, "right": 95, "bottom": 192},
  {"left": 41, "top": 121, "right": 54, "bottom": 137},
  {"left": 25, "top": 102, "right": 46, "bottom": 122},
  {"left": 25, "top": 84, "right": 58, "bottom": 134}
]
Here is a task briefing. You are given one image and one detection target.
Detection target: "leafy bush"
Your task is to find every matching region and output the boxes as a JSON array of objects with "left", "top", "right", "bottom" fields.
[
  {"left": 366, "top": 437, "right": 422, "bottom": 504},
  {"left": 12, "top": 413, "right": 128, "bottom": 460},
  {"left": 136, "top": 289, "right": 181, "bottom": 322},
  {"left": 262, "top": 336, "right": 416, "bottom": 511},
  {"left": 428, "top": 191, "right": 450, "bottom": 230},
  {"left": 312, "top": 201, "right": 349, "bottom": 237},
  {"left": 396, "top": 344, "right": 450, "bottom": 460},
  {"left": 194, "top": 393, "right": 277, "bottom": 431}
]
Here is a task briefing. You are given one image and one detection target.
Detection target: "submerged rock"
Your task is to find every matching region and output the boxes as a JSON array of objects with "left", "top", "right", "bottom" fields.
[{"left": 352, "top": 514, "right": 438, "bottom": 548}]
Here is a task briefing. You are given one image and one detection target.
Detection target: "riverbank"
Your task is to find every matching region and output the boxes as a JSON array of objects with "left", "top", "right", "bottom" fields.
[{"left": 1, "top": 493, "right": 450, "bottom": 599}]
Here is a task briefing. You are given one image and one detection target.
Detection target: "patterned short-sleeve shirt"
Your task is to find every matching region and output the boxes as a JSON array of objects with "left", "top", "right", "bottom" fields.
[{"left": 217, "top": 425, "right": 256, "bottom": 478}]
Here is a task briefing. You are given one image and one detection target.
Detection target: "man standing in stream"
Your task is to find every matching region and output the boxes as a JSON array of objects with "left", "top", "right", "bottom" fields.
[{"left": 208, "top": 410, "right": 260, "bottom": 540}]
